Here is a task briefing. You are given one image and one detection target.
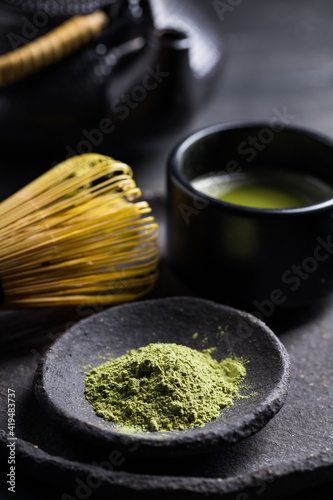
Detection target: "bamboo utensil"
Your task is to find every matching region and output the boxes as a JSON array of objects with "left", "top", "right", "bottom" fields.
[
  {"left": 0, "top": 10, "right": 109, "bottom": 87},
  {"left": 0, "top": 153, "right": 159, "bottom": 307}
]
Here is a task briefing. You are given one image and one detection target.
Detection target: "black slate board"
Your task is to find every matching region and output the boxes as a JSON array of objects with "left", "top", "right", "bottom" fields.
[{"left": 0, "top": 197, "right": 333, "bottom": 500}]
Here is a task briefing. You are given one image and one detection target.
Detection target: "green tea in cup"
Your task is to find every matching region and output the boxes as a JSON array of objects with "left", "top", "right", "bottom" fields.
[{"left": 191, "top": 169, "right": 333, "bottom": 209}]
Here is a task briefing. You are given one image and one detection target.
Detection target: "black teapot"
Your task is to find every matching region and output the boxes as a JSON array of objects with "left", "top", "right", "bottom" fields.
[{"left": 0, "top": 0, "right": 224, "bottom": 165}]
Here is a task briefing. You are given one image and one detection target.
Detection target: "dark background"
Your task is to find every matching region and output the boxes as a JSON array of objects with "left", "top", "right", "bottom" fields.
[{"left": 136, "top": 0, "right": 333, "bottom": 196}]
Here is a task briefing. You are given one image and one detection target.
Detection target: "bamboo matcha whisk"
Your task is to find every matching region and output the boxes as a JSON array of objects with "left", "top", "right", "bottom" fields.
[{"left": 0, "top": 154, "right": 159, "bottom": 308}]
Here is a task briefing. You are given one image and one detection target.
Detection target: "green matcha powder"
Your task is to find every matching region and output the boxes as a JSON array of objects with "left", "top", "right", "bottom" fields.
[{"left": 84, "top": 343, "right": 247, "bottom": 432}]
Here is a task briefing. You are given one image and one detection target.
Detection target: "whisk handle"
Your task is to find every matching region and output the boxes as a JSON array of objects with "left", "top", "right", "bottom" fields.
[{"left": 0, "top": 10, "right": 109, "bottom": 88}]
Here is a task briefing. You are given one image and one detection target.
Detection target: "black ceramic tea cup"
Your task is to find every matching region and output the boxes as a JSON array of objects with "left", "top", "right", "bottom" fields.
[{"left": 167, "top": 122, "right": 333, "bottom": 315}]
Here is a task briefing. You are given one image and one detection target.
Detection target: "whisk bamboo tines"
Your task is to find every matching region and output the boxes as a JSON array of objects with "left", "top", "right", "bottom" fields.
[{"left": 0, "top": 154, "right": 159, "bottom": 308}]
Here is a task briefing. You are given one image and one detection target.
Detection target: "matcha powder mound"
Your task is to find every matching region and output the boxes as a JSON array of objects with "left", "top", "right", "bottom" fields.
[{"left": 84, "top": 343, "right": 247, "bottom": 432}]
